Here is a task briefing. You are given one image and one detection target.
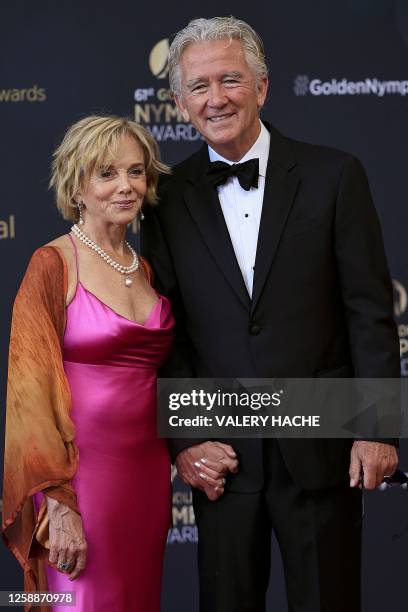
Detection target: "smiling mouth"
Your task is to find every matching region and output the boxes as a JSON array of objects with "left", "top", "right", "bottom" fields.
[
  {"left": 208, "top": 114, "right": 234, "bottom": 123},
  {"left": 115, "top": 200, "right": 135, "bottom": 208}
]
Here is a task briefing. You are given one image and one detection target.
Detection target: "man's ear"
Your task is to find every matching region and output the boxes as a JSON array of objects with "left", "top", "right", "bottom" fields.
[
  {"left": 256, "top": 75, "right": 269, "bottom": 109},
  {"left": 174, "top": 93, "right": 190, "bottom": 122}
]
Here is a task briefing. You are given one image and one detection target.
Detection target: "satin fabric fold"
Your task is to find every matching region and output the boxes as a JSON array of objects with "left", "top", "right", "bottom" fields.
[{"left": 35, "top": 278, "right": 174, "bottom": 610}]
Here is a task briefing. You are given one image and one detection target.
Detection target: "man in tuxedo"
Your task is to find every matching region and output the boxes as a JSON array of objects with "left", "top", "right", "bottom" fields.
[{"left": 141, "top": 16, "right": 400, "bottom": 612}]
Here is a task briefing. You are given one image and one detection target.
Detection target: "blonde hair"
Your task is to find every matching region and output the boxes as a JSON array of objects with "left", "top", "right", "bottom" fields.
[{"left": 50, "top": 115, "right": 169, "bottom": 222}]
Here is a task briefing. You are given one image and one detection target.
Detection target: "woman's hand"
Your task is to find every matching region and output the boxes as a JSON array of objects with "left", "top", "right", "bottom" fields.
[{"left": 46, "top": 497, "right": 87, "bottom": 580}]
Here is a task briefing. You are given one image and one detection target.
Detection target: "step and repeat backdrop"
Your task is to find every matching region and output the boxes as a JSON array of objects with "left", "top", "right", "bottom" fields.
[{"left": 1, "top": 1, "right": 408, "bottom": 610}]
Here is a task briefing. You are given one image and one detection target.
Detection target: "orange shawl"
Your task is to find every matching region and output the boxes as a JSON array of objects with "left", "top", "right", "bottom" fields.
[{"left": 2, "top": 246, "right": 79, "bottom": 607}]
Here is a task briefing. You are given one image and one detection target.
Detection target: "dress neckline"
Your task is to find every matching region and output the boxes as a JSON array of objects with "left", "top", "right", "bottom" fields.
[{"left": 72, "top": 281, "right": 162, "bottom": 327}]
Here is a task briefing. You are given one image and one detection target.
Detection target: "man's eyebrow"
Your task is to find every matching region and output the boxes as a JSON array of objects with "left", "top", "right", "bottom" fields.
[
  {"left": 185, "top": 71, "right": 244, "bottom": 90},
  {"left": 222, "top": 71, "right": 243, "bottom": 79},
  {"left": 186, "top": 78, "right": 206, "bottom": 89}
]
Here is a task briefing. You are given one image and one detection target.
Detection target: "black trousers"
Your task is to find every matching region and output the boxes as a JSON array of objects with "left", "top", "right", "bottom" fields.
[{"left": 192, "top": 440, "right": 362, "bottom": 612}]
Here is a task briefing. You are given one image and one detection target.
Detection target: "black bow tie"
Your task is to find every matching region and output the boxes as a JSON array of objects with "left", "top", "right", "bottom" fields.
[{"left": 206, "top": 158, "right": 259, "bottom": 191}]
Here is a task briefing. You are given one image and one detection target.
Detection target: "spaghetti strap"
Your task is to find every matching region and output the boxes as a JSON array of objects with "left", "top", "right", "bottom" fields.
[{"left": 68, "top": 232, "right": 80, "bottom": 280}]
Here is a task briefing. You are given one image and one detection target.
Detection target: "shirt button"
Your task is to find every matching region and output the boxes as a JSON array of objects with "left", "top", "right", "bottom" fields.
[
  {"left": 244, "top": 213, "right": 249, "bottom": 218},
  {"left": 249, "top": 324, "right": 261, "bottom": 335}
]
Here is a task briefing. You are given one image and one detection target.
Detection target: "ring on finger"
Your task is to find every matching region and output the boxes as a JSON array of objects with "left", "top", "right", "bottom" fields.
[{"left": 57, "top": 560, "right": 73, "bottom": 572}]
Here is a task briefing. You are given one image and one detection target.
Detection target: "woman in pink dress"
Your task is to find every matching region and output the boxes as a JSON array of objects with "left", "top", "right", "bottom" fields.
[{"left": 3, "top": 116, "right": 221, "bottom": 611}]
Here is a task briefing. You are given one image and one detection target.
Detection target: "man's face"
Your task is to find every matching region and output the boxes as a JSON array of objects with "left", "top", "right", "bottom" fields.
[{"left": 175, "top": 38, "right": 268, "bottom": 161}]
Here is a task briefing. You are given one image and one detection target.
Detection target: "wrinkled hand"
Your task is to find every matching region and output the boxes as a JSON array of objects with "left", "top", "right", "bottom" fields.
[
  {"left": 349, "top": 441, "right": 398, "bottom": 490},
  {"left": 176, "top": 441, "right": 239, "bottom": 501},
  {"left": 47, "top": 497, "right": 88, "bottom": 580}
]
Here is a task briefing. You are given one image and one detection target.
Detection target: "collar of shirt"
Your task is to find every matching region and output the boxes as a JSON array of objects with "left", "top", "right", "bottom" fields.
[{"left": 207, "top": 120, "right": 270, "bottom": 178}]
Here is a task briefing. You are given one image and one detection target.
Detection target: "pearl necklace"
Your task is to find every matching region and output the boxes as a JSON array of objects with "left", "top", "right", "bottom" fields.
[{"left": 71, "top": 224, "right": 139, "bottom": 287}]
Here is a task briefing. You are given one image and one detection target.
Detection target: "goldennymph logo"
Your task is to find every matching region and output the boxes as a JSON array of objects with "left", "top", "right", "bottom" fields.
[
  {"left": 294, "top": 75, "right": 408, "bottom": 96},
  {"left": 148, "top": 38, "right": 169, "bottom": 79}
]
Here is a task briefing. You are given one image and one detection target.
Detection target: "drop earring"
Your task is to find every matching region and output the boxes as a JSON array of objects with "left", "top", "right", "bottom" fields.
[
  {"left": 134, "top": 209, "right": 145, "bottom": 233},
  {"left": 77, "top": 201, "right": 84, "bottom": 225}
]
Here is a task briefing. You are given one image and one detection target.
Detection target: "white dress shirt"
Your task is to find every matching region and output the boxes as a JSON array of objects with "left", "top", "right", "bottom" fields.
[{"left": 208, "top": 121, "right": 270, "bottom": 297}]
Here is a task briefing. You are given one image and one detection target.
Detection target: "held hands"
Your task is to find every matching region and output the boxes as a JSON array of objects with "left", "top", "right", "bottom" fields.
[
  {"left": 349, "top": 441, "right": 398, "bottom": 490},
  {"left": 175, "top": 441, "right": 239, "bottom": 501},
  {"left": 46, "top": 497, "right": 88, "bottom": 580}
]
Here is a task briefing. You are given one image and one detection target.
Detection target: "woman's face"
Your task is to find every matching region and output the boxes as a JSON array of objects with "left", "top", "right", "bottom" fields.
[{"left": 78, "top": 134, "right": 147, "bottom": 226}]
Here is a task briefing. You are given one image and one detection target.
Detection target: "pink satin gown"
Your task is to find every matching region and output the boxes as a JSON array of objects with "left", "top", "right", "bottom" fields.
[{"left": 35, "top": 236, "right": 174, "bottom": 611}]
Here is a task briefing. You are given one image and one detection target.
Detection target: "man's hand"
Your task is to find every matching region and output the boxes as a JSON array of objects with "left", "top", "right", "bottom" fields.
[
  {"left": 175, "top": 441, "right": 239, "bottom": 501},
  {"left": 349, "top": 441, "right": 398, "bottom": 490}
]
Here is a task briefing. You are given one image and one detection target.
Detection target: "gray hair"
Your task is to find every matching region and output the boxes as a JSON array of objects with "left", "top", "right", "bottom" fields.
[{"left": 168, "top": 16, "right": 268, "bottom": 95}]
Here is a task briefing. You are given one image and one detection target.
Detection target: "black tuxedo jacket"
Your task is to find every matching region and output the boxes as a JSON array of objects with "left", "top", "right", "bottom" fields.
[{"left": 141, "top": 123, "right": 400, "bottom": 492}]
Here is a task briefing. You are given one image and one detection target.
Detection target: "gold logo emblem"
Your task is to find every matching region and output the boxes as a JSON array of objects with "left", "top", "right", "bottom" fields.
[
  {"left": 393, "top": 279, "right": 407, "bottom": 317},
  {"left": 149, "top": 38, "right": 170, "bottom": 79}
]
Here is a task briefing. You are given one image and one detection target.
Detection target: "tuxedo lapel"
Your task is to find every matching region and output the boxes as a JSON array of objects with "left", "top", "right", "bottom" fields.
[
  {"left": 251, "top": 126, "right": 300, "bottom": 313},
  {"left": 183, "top": 147, "right": 250, "bottom": 310}
]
